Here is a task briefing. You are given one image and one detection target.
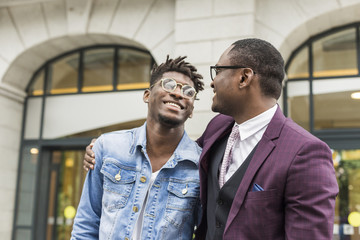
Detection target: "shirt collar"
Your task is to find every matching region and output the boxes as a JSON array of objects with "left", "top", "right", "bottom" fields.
[
  {"left": 235, "top": 104, "right": 278, "bottom": 141},
  {"left": 133, "top": 122, "right": 201, "bottom": 166}
]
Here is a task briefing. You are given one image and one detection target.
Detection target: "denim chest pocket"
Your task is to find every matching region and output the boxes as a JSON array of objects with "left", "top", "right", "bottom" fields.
[
  {"left": 165, "top": 181, "right": 200, "bottom": 228},
  {"left": 100, "top": 159, "right": 137, "bottom": 211}
]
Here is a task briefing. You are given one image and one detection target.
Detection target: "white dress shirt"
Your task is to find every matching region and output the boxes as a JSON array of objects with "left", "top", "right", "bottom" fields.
[{"left": 224, "top": 105, "right": 278, "bottom": 183}]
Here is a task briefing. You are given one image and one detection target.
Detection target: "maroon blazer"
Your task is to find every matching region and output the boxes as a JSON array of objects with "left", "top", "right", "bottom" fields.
[{"left": 196, "top": 107, "right": 338, "bottom": 240}]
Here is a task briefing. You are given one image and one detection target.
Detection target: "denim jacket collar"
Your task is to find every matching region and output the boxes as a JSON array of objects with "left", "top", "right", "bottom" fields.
[{"left": 132, "top": 122, "right": 200, "bottom": 167}]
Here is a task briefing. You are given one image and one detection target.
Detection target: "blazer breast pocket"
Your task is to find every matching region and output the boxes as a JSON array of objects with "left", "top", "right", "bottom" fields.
[
  {"left": 243, "top": 189, "right": 283, "bottom": 236},
  {"left": 244, "top": 189, "right": 280, "bottom": 207}
]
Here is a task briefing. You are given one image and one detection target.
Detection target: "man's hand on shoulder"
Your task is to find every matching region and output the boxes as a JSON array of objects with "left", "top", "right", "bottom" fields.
[{"left": 83, "top": 138, "right": 97, "bottom": 171}]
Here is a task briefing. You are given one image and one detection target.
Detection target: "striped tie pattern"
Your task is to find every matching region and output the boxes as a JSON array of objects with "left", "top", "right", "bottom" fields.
[{"left": 219, "top": 124, "right": 240, "bottom": 188}]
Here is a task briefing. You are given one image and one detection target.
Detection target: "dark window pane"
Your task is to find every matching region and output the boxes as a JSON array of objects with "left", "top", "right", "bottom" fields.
[
  {"left": 313, "top": 28, "right": 358, "bottom": 77},
  {"left": 14, "top": 228, "right": 31, "bottom": 240},
  {"left": 313, "top": 78, "right": 360, "bottom": 130},
  {"left": 27, "top": 69, "right": 44, "bottom": 96},
  {"left": 47, "top": 53, "right": 79, "bottom": 94},
  {"left": 82, "top": 48, "right": 114, "bottom": 92},
  {"left": 24, "top": 98, "right": 42, "bottom": 139},
  {"left": 117, "top": 49, "right": 151, "bottom": 90},
  {"left": 286, "top": 81, "right": 310, "bottom": 131},
  {"left": 15, "top": 145, "right": 39, "bottom": 226},
  {"left": 287, "top": 46, "right": 309, "bottom": 79}
]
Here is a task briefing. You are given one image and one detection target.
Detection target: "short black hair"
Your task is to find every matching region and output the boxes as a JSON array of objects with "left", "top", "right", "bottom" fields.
[
  {"left": 150, "top": 55, "right": 204, "bottom": 93},
  {"left": 229, "top": 38, "right": 285, "bottom": 99}
]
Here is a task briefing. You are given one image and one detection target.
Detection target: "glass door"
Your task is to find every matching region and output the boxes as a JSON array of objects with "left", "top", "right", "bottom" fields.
[
  {"left": 45, "top": 150, "right": 86, "bottom": 240},
  {"left": 333, "top": 149, "right": 360, "bottom": 240}
]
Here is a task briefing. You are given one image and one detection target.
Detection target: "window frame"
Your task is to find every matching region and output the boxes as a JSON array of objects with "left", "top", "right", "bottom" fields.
[
  {"left": 284, "top": 22, "right": 360, "bottom": 142},
  {"left": 26, "top": 45, "right": 155, "bottom": 97}
]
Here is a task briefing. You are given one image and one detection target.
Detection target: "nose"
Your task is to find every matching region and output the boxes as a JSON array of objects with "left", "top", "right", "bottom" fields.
[
  {"left": 210, "top": 81, "right": 215, "bottom": 89},
  {"left": 170, "top": 85, "right": 183, "bottom": 99}
]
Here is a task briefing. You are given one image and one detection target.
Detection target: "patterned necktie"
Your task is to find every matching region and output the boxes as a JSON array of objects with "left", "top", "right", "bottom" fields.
[{"left": 219, "top": 124, "right": 240, "bottom": 188}]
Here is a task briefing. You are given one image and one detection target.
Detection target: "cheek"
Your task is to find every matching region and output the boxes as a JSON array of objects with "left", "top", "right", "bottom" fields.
[{"left": 186, "top": 103, "right": 194, "bottom": 115}]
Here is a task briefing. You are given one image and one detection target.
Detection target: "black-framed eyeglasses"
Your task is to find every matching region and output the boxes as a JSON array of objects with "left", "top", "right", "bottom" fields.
[
  {"left": 210, "top": 65, "right": 256, "bottom": 81},
  {"left": 150, "top": 78, "right": 197, "bottom": 99}
]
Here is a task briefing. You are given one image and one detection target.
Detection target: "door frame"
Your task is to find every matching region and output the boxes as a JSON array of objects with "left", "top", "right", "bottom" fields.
[{"left": 32, "top": 138, "right": 91, "bottom": 240}]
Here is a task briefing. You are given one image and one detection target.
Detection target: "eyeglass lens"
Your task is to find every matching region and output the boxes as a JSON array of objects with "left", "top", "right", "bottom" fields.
[
  {"left": 211, "top": 67, "right": 216, "bottom": 80},
  {"left": 162, "top": 78, "right": 196, "bottom": 98}
]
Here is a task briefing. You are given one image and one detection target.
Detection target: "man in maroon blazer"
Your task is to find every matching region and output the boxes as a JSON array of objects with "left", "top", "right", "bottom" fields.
[
  {"left": 83, "top": 39, "right": 338, "bottom": 239},
  {"left": 195, "top": 38, "right": 338, "bottom": 239}
]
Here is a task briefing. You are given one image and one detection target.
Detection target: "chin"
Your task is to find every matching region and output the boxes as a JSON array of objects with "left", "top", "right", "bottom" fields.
[
  {"left": 159, "top": 114, "right": 183, "bottom": 127},
  {"left": 211, "top": 103, "right": 220, "bottom": 113}
]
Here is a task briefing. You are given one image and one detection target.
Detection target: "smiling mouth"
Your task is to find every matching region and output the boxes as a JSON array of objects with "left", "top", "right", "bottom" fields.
[{"left": 165, "top": 101, "right": 183, "bottom": 109}]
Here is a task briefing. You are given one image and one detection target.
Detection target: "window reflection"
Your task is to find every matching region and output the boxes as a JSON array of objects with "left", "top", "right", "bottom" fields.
[
  {"left": 333, "top": 149, "right": 360, "bottom": 240},
  {"left": 27, "top": 46, "right": 154, "bottom": 96},
  {"left": 117, "top": 49, "right": 151, "bottom": 90},
  {"left": 286, "top": 81, "right": 310, "bottom": 131},
  {"left": 47, "top": 53, "right": 79, "bottom": 94},
  {"left": 15, "top": 145, "right": 39, "bottom": 227},
  {"left": 312, "top": 28, "right": 358, "bottom": 77},
  {"left": 287, "top": 46, "right": 309, "bottom": 79},
  {"left": 82, "top": 48, "right": 114, "bottom": 92},
  {"left": 46, "top": 150, "right": 86, "bottom": 240},
  {"left": 28, "top": 69, "right": 44, "bottom": 96},
  {"left": 313, "top": 78, "right": 360, "bottom": 130}
]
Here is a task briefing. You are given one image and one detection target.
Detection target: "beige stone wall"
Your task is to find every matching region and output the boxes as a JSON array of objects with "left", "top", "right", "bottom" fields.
[{"left": 0, "top": 85, "right": 24, "bottom": 240}]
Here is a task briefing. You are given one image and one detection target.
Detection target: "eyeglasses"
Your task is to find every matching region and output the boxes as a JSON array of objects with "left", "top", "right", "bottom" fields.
[
  {"left": 150, "top": 78, "right": 197, "bottom": 99},
  {"left": 210, "top": 65, "right": 256, "bottom": 81}
]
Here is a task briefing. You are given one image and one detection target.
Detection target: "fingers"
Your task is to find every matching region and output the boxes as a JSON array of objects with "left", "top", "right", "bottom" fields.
[
  {"left": 84, "top": 140, "right": 97, "bottom": 171},
  {"left": 83, "top": 158, "right": 94, "bottom": 171},
  {"left": 86, "top": 143, "right": 95, "bottom": 159},
  {"left": 83, "top": 159, "right": 89, "bottom": 172}
]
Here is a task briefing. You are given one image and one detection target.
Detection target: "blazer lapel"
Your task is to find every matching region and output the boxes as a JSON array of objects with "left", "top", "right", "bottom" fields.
[
  {"left": 224, "top": 106, "right": 287, "bottom": 233},
  {"left": 200, "top": 116, "right": 234, "bottom": 172}
]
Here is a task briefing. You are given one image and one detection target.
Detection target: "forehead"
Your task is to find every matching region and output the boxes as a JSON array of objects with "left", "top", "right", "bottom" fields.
[
  {"left": 217, "top": 45, "right": 234, "bottom": 66},
  {"left": 161, "top": 71, "right": 194, "bottom": 87}
]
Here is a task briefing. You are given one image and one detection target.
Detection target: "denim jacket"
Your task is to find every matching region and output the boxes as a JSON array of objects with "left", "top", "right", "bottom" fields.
[{"left": 71, "top": 123, "right": 202, "bottom": 240}]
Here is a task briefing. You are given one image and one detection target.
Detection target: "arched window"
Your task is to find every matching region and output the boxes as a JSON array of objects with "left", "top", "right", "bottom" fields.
[
  {"left": 27, "top": 46, "right": 154, "bottom": 96},
  {"left": 284, "top": 23, "right": 360, "bottom": 239},
  {"left": 285, "top": 24, "right": 360, "bottom": 132}
]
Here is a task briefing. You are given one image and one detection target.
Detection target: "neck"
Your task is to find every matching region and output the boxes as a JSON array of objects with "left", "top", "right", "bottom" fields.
[
  {"left": 145, "top": 119, "right": 185, "bottom": 172},
  {"left": 233, "top": 99, "right": 277, "bottom": 124}
]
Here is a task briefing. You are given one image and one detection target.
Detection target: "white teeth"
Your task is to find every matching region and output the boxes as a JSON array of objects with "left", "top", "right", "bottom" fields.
[{"left": 165, "top": 102, "right": 181, "bottom": 109}]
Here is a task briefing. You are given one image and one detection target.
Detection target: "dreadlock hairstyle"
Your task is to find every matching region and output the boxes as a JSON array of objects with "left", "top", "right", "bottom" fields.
[{"left": 150, "top": 55, "right": 204, "bottom": 93}]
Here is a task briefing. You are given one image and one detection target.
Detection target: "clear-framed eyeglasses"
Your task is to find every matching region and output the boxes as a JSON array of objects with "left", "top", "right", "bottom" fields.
[{"left": 150, "top": 78, "right": 197, "bottom": 99}]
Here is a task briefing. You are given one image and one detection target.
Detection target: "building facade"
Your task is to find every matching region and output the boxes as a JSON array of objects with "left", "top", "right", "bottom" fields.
[{"left": 0, "top": 0, "right": 360, "bottom": 239}]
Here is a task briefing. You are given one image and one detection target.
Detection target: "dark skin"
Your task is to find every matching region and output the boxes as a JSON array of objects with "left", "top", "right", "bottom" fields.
[
  {"left": 210, "top": 45, "right": 276, "bottom": 125},
  {"left": 84, "top": 71, "right": 195, "bottom": 172},
  {"left": 84, "top": 45, "right": 277, "bottom": 170}
]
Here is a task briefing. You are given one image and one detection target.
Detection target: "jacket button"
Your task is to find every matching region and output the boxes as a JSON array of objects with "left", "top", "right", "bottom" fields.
[
  {"left": 216, "top": 221, "right": 222, "bottom": 228},
  {"left": 217, "top": 199, "right": 223, "bottom": 205},
  {"left": 125, "top": 238, "right": 129, "bottom": 240},
  {"left": 140, "top": 176, "right": 147, "bottom": 183},
  {"left": 133, "top": 206, "right": 138, "bottom": 212}
]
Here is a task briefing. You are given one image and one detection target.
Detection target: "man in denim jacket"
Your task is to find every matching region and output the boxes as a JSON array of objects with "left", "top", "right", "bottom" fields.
[{"left": 71, "top": 56, "right": 204, "bottom": 240}]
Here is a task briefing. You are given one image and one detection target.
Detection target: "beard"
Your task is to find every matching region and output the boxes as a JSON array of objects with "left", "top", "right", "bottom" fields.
[{"left": 158, "top": 114, "right": 183, "bottom": 128}]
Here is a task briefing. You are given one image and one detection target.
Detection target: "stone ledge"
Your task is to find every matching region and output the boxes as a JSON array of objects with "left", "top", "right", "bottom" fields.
[{"left": 0, "top": 83, "right": 26, "bottom": 103}]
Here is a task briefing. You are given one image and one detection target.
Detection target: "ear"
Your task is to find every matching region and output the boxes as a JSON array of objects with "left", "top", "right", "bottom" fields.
[
  {"left": 143, "top": 89, "right": 150, "bottom": 103},
  {"left": 239, "top": 68, "right": 255, "bottom": 88}
]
